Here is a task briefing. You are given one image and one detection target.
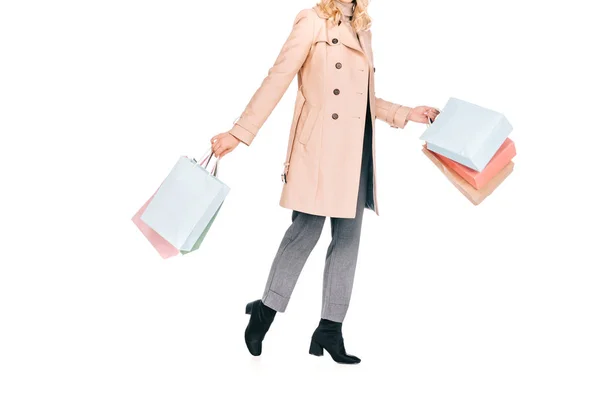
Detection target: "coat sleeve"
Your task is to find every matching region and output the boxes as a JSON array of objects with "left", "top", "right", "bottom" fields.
[
  {"left": 228, "top": 9, "right": 316, "bottom": 146},
  {"left": 374, "top": 96, "right": 413, "bottom": 129}
]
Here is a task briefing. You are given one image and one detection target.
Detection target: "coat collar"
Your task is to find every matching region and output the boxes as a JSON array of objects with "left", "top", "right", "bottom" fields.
[{"left": 312, "top": 6, "right": 372, "bottom": 67}]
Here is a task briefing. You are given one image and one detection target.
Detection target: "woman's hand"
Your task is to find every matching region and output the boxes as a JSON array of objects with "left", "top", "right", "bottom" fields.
[
  {"left": 407, "top": 106, "right": 440, "bottom": 124},
  {"left": 210, "top": 132, "right": 241, "bottom": 158}
]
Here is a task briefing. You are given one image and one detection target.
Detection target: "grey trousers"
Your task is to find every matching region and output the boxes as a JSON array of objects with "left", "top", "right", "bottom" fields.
[{"left": 261, "top": 101, "right": 373, "bottom": 323}]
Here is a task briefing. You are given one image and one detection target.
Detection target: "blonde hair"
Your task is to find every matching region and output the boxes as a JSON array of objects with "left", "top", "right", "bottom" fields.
[{"left": 315, "top": 0, "right": 372, "bottom": 32}]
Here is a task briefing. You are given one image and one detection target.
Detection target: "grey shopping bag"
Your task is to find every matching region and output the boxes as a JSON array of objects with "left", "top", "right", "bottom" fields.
[
  {"left": 140, "top": 152, "right": 229, "bottom": 251},
  {"left": 419, "top": 97, "right": 513, "bottom": 172}
]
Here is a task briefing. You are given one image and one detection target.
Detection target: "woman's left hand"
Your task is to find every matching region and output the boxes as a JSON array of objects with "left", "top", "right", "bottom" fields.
[{"left": 407, "top": 106, "right": 440, "bottom": 124}]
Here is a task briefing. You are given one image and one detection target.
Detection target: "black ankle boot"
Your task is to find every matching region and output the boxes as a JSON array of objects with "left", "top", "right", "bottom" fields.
[
  {"left": 244, "top": 299, "right": 276, "bottom": 356},
  {"left": 309, "top": 318, "right": 361, "bottom": 364}
]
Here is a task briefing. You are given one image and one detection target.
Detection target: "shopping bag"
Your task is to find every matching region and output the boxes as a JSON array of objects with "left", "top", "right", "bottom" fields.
[
  {"left": 422, "top": 145, "right": 513, "bottom": 205},
  {"left": 420, "top": 97, "right": 513, "bottom": 172},
  {"left": 180, "top": 203, "right": 223, "bottom": 255},
  {"left": 140, "top": 151, "right": 229, "bottom": 251},
  {"left": 131, "top": 190, "right": 180, "bottom": 259},
  {"left": 434, "top": 138, "right": 517, "bottom": 190}
]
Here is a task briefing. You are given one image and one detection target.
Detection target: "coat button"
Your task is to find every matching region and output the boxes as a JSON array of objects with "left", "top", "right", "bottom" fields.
[
  {"left": 374, "top": 67, "right": 376, "bottom": 72},
  {"left": 332, "top": 38, "right": 338, "bottom": 44},
  {"left": 332, "top": 113, "right": 339, "bottom": 120},
  {"left": 333, "top": 88, "right": 340, "bottom": 95},
  {"left": 335, "top": 62, "right": 342, "bottom": 69}
]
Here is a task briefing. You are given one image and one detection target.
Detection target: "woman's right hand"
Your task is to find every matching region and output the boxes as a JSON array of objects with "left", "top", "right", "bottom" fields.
[
  {"left": 407, "top": 106, "right": 440, "bottom": 124},
  {"left": 210, "top": 131, "right": 241, "bottom": 158}
]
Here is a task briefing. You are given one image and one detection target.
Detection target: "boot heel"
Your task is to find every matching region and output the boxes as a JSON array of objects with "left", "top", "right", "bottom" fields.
[
  {"left": 309, "top": 339, "right": 324, "bottom": 356},
  {"left": 245, "top": 302, "right": 253, "bottom": 315}
]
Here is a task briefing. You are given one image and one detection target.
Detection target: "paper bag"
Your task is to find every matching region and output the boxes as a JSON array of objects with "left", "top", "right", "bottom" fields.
[
  {"left": 141, "top": 156, "right": 229, "bottom": 251},
  {"left": 422, "top": 145, "right": 513, "bottom": 205},
  {"left": 132, "top": 191, "right": 180, "bottom": 259},
  {"left": 420, "top": 97, "right": 513, "bottom": 172},
  {"left": 435, "top": 138, "right": 517, "bottom": 190}
]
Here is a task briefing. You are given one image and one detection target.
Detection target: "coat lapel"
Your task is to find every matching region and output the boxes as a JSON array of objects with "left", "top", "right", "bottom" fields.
[
  {"left": 337, "top": 20, "right": 363, "bottom": 54},
  {"left": 312, "top": 6, "right": 373, "bottom": 68}
]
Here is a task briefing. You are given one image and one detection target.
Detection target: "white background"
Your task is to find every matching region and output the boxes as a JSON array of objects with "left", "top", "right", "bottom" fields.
[{"left": 1, "top": 0, "right": 599, "bottom": 399}]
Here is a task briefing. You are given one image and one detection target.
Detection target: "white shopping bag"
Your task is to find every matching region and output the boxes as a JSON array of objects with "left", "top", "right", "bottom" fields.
[
  {"left": 419, "top": 97, "right": 513, "bottom": 172},
  {"left": 140, "top": 151, "right": 229, "bottom": 251}
]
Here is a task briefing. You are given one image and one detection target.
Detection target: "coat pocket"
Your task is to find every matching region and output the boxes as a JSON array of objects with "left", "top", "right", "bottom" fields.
[
  {"left": 291, "top": 87, "right": 307, "bottom": 139},
  {"left": 297, "top": 102, "right": 319, "bottom": 145}
]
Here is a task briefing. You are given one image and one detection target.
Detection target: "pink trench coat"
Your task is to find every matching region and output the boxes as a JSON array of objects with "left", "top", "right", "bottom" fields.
[{"left": 229, "top": 5, "right": 412, "bottom": 218}]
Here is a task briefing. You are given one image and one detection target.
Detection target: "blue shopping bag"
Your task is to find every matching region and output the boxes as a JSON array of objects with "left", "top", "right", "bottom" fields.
[
  {"left": 420, "top": 97, "right": 513, "bottom": 172},
  {"left": 140, "top": 151, "right": 229, "bottom": 251}
]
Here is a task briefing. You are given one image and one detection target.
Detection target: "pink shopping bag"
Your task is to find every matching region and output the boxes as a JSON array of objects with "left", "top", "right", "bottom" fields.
[
  {"left": 132, "top": 191, "right": 180, "bottom": 259},
  {"left": 422, "top": 145, "right": 514, "bottom": 205},
  {"left": 434, "top": 138, "right": 517, "bottom": 190}
]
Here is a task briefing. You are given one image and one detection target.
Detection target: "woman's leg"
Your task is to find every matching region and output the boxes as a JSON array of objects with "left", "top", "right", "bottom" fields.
[
  {"left": 261, "top": 210, "right": 327, "bottom": 312},
  {"left": 321, "top": 108, "right": 372, "bottom": 323}
]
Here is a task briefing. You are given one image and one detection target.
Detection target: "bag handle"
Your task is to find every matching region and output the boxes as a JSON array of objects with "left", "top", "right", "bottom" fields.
[
  {"left": 425, "top": 108, "right": 441, "bottom": 126},
  {"left": 194, "top": 148, "right": 221, "bottom": 177}
]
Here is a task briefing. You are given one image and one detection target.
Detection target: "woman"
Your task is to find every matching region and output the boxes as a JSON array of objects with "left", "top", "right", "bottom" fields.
[{"left": 211, "top": 0, "right": 439, "bottom": 364}]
